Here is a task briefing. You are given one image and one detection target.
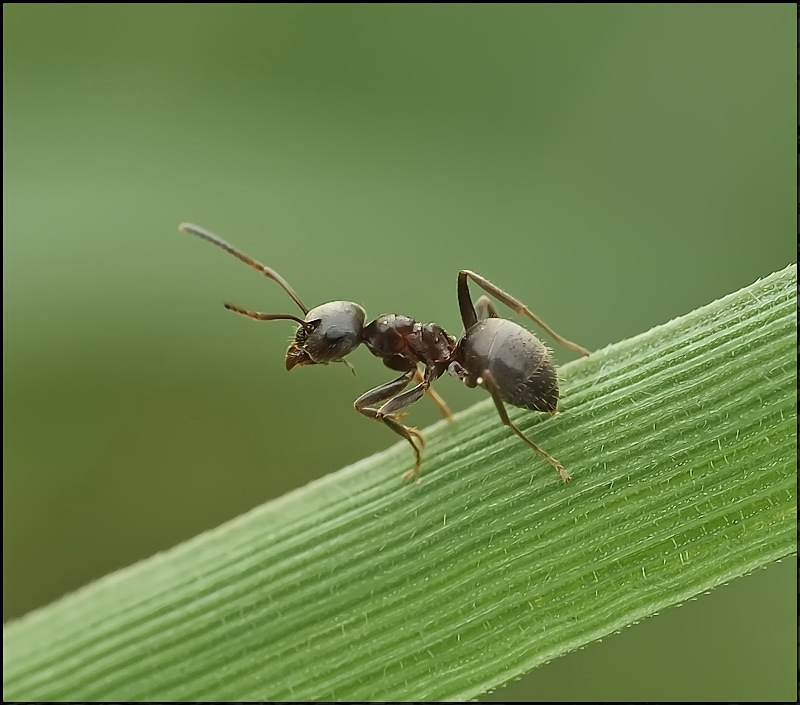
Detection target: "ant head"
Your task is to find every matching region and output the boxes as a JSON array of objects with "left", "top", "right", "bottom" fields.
[
  {"left": 286, "top": 301, "right": 366, "bottom": 370},
  {"left": 178, "top": 224, "right": 366, "bottom": 373}
]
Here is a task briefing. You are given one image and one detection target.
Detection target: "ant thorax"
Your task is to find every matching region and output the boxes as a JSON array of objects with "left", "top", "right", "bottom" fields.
[{"left": 362, "top": 314, "right": 456, "bottom": 367}]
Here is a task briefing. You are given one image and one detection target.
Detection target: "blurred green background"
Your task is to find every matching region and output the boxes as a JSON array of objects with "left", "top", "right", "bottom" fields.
[{"left": 4, "top": 4, "right": 796, "bottom": 701}]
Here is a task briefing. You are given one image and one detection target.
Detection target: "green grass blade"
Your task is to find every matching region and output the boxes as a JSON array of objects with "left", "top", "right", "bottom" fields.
[{"left": 4, "top": 264, "right": 796, "bottom": 702}]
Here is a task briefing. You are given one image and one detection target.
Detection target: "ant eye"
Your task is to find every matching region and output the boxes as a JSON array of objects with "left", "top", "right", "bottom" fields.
[
  {"left": 295, "top": 319, "right": 320, "bottom": 344},
  {"left": 324, "top": 329, "right": 346, "bottom": 343}
]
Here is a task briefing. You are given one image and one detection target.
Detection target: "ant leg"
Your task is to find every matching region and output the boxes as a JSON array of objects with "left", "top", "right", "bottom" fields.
[
  {"left": 377, "top": 367, "right": 446, "bottom": 481},
  {"left": 354, "top": 370, "right": 416, "bottom": 416},
  {"left": 354, "top": 370, "right": 425, "bottom": 481},
  {"left": 415, "top": 368, "right": 452, "bottom": 420},
  {"left": 474, "top": 295, "right": 499, "bottom": 320},
  {"left": 457, "top": 270, "right": 479, "bottom": 331},
  {"left": 458, "top": 270, "right": 590, "bottom": 357},
  {"left": 480, "top": 369, "right": 572, "bottom": 483}
]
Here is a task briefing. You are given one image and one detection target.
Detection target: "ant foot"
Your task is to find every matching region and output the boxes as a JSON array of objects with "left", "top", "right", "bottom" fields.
[{"left": 402, "top": 465, "right": 421, "bottom": 483}]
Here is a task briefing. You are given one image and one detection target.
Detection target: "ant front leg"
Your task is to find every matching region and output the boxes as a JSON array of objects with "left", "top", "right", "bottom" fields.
[
  {"left": 354, "top": 370, "right": 426, "bottom": 482},
  {"left": 480, "top": 369, "right": 572, "bottom": 483},
  {"left": 376, "top": 365, "right": 444, "bottom": 482},
  {"left": 458, "top": 270, "right": 590, "bottom": 357}
]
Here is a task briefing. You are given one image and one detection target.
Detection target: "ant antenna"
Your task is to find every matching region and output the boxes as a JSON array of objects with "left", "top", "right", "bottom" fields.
[
  {"left": 221, "top": 302, "right": 307, "bottom": 327},
  {"left": 179, "top": 223, "right": 309, "bottom": 314}
]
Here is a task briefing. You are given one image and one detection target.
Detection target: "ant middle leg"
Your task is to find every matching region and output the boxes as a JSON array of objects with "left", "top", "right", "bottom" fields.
[
  {"left": 458, "top": 270, "right": 589, "bottom": 357},
  {"left": 480, "top": 369, "right": 572, "bottom": 483},
  {"left": 415, "top": 368, "right": 453, "bottom": 420}
]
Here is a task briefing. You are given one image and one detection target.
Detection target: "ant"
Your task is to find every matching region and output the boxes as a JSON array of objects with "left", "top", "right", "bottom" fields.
[{"left": 179, "top": 223, "right": 590, "bottom": 483}]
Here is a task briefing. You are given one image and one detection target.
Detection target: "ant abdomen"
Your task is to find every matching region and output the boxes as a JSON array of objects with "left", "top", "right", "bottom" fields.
[{"left": 461, "top": 317, "right": 559, "bottom": 413}]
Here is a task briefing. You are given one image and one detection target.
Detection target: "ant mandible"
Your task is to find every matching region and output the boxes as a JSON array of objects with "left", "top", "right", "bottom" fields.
[{"left": 180, "top": 223, "right": 590, "bottom": 483}]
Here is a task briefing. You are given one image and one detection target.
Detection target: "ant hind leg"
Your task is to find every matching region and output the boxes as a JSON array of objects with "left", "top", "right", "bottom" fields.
[
  {"left": 474, "top": 295, "right": 499, "bottom": 320},
  {"left": 480, "top": 369, "right": 572, "bottom": 483},
  {"left": 458, "top": 270, "right": 589, "bottom": 357}
]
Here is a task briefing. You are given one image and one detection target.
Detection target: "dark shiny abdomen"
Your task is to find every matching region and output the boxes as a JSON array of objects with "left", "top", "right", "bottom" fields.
[{"left": 462, "top": 318, "right": 559, "bottom": 412}]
